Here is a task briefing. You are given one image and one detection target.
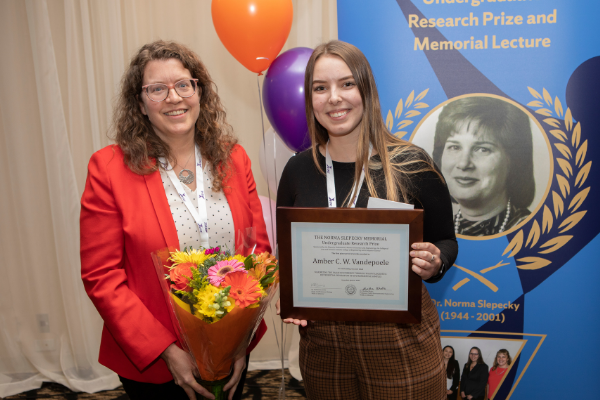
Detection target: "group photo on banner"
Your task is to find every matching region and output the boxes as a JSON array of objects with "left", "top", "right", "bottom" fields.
[{"left": 0, "top": 0, "right": 598, "bottom": 400}]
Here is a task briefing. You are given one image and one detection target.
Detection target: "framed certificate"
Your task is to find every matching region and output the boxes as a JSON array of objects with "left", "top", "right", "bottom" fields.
[{"left": 277, "top": 207, "right": 423, "bottom": 324}]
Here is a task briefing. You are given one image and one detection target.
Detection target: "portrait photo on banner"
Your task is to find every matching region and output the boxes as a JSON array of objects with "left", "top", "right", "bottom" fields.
[{"left": 411, "top": 94, "right": 552, "bottom": 239}]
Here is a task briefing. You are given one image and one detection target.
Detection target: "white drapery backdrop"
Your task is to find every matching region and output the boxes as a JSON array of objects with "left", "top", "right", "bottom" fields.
[{"left": 0, "top": 0, "right": 337, "bottom": 396}]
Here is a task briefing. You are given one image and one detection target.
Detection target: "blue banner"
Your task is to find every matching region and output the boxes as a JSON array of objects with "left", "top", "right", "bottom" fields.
[{"left": 339, "top": 1, "right": 600, "bottom": 398}]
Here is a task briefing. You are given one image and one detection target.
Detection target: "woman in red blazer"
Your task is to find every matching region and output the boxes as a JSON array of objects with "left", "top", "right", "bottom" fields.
[{"left": 80, "top": 41, "right": 269, "bottom": 400}]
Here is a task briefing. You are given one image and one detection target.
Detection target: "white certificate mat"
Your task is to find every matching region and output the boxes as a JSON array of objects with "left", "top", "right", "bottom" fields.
[{"left": 291, "top": 222, "right": 409, "bottom": 310}]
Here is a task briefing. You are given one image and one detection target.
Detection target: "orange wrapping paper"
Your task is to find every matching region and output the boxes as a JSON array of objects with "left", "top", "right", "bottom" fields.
[{"left": 171, "top": 293, "right": 263, "bottom": 381}]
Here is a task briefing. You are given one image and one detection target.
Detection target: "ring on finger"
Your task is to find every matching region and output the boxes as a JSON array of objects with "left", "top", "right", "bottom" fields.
[{"left": 430, "top": 254, "right": 436, "bottom": 262}]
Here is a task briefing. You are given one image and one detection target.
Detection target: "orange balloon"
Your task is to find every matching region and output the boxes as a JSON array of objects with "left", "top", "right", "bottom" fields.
[{"left": 212, "top": 0, "right": 293, "bottom": 74}]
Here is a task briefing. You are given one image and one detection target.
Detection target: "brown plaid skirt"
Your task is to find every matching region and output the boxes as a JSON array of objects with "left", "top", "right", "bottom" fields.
[{"left": 299, "top": 283, "right": 445, "bottom": 400}]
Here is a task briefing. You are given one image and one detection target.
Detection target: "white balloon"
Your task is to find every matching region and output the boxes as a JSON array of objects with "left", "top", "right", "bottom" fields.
[
  {"left": 259, "top": 127, "right": 296, "bottom": 195},
  {"left": 258, "top": 195, "right": 277, "bottom": 251}
]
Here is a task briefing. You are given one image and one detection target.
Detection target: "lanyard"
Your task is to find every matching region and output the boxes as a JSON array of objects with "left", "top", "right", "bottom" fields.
[
  {"left": 159, "top": 145, "right": 209, "bottom": 248},
  {"left": 325, "top": 141, "right": 373, "bottom": 208}
]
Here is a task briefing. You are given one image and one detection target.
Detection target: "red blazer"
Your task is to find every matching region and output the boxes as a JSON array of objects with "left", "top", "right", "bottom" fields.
[{"left": 80, "top": 144, "right": 269, "bottom": 383}]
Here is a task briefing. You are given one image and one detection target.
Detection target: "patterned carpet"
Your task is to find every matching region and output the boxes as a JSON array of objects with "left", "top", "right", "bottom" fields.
[{"left": 2, "top": 369, "right": 306, "bottom": 400}]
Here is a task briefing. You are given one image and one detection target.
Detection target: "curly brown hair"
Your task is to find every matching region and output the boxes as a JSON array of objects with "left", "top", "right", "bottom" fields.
[{"left": 112, "top": 40, "right": 237, "bottom": 191}]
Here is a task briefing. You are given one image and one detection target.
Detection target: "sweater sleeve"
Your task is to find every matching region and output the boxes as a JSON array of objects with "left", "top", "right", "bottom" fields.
[
  {"left": 460, "top": 365, "right": 468, "bottom": 394},
  {"left": 471, "top": 364, "right": 489, "bottom": 398},
  {"left": 276, "top": 154, "right": 298, "bottom": 208},
  {"left": 409, "top": 162, "right": 458, "bottom": 283},
  {"left": 451, "top": 360, "right": 460, "bottom": 392}
]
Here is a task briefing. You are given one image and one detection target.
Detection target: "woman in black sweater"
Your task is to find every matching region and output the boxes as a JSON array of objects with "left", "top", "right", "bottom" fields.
[
  {"left": 461, "top": 347, "right": 489, "bottom": 400},
  {"left": 443, "top": 345, "right": 460, "bottom": 400},
  {"left": 276, "top": 40, "right": 457, "bottom": 399}
]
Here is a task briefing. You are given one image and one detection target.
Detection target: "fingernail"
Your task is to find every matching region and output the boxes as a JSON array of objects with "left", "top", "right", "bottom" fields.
[{"left": 410, "top": 251, "right": 415, "bottom": 257}]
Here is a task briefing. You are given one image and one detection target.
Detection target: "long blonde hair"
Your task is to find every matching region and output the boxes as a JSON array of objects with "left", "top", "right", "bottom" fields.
[
  {"left": 491, "top": 349, "right": 512, "bottom": 371},
  {"left": 304, "top": 40, "right": 442, "bottom": 206}
]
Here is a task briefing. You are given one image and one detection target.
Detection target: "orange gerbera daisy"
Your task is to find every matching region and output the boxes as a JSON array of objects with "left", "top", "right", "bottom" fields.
[{"left": 222, "top": 271, "right": 263, "bottom": 308}]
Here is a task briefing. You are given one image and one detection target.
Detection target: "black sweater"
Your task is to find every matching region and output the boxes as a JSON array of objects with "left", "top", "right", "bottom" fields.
[
  {"left": 276, "top": 149, "right": 458, "bottom": 282},
  {"left": 461, "top": 363, "right": 489, "bottom": 399}
]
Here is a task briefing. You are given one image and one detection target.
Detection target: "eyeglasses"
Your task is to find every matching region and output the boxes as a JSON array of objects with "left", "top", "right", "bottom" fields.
[{"left": 141, "top": 79, "right": 199, "bottom": 102}]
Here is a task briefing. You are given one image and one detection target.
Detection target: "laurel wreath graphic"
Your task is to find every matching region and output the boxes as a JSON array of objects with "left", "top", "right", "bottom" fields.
[
  {"left": 388, "top": 88, "right": 589, "bottom": 291},
  {"left": 385, "top": 88, "right": 430, "bottom": 138},
  {"left": 501, "top": 87, "right": 591, "bottom": 270}
]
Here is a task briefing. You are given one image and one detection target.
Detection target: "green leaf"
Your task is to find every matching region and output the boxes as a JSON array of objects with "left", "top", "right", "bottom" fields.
[
  {"left": 264, "top": 265, "right": 275, "bottom": 275},
  {"left": 260, "top": 269, "right": 278, "bottom": 287},
  {"left": 205, "top": 258, "right": 216, "bottom": 267},
  {"left": 244, "top": 255, "right": 254, "bottom": 271}
]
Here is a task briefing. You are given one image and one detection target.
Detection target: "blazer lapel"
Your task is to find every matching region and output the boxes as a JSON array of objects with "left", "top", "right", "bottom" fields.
[
  {"left": 223, "top": 170, "right": 256, "bottom": 255},
  {"left": 223, "top": 184, "right": 242, "bottom": 251},
  {"left": 144, "top": 171, "right": 180, "bottom": 250}
]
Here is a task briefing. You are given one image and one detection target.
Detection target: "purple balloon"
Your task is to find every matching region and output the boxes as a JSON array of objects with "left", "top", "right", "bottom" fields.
[{"left": 262, "top": 47, "right": 313, "bottom": 153}]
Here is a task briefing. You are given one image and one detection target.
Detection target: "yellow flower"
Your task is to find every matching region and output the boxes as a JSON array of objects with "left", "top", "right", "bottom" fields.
[
  {"left": 196, "top": 285, "right": 220, "bottom": 318},
  {"left": 231, "top": 254, "right": 246, "bottom": 263},
  {"left": 170, "top": 248, "right": 215, "bottom": 266}
]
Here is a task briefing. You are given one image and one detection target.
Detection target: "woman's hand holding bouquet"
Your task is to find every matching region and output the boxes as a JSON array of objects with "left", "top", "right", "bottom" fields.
[{"left": 153, "top": 246, "right": 279, "bottom": 400}]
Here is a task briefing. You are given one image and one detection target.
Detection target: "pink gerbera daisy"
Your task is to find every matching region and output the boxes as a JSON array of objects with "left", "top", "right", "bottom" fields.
[{"left": 207, "top": 259, "right": 246, "bottom": 286}]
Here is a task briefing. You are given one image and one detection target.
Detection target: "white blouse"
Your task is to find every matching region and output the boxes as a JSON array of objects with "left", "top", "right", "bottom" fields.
[{"left": 160, "top": 163, "right": 234, "bottom": 251}]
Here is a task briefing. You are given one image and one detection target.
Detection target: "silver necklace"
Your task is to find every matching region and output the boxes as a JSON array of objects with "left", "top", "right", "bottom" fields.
[
  {"left": 177, "top": 149, "right": 195, "bottom": 184},
  {"left": 493, "top": 367, "right": 507, "bottom": 376},
  {"left": 454, "top": 199, "right": 511, "bottom": 234}
]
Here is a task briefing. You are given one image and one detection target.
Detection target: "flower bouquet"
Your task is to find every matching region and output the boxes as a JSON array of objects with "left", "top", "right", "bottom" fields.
[{"left": 152, "top": 245, "right": 279, "bottom": 399}]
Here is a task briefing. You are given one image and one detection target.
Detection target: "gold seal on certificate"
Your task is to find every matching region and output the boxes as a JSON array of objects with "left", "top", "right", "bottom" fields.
[{"left": 277, "top": 207, "right": 423, "bottom": 323}]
